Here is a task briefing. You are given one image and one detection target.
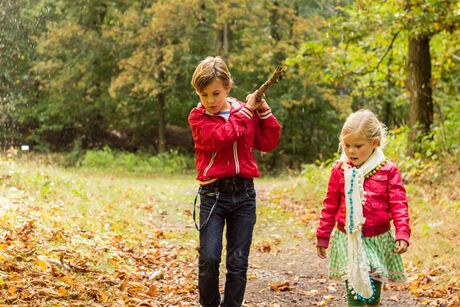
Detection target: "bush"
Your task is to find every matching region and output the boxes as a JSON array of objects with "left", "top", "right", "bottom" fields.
[{"left": 79, "top": 147, "right": 194, "bottom": 174}]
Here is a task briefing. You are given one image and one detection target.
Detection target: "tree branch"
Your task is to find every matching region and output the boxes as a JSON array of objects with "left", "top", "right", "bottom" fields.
[
  {"left": 353, "top": 30, "right": 401, "bottom": 76},
  {"left": 255, "top": 66, "right": 285, "bottom": 102}
]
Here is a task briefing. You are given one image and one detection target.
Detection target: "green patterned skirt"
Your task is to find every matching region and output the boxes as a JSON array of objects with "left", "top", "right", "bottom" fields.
[{"left": 328, "top": 230, "right": 406, "bottom": 283}]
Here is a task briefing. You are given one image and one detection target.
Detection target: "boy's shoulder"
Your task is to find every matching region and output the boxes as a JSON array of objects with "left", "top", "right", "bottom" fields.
[
  {"left": 227, "top": 96, "right": 244, "bottom": 108},
  {"left": 189, "top": 103, "right": 203, "bottom": 114}
]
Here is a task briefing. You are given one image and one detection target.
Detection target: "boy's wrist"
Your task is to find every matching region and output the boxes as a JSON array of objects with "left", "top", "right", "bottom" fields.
[
  {"left": 240, "top": 106, "right": 254, "bottom": 119},
  {"left": 257, "top": 106, "right": 271, "bottom": 113},
  {"left": 245, "top": 104, "right": 256, "bottom": 112}
]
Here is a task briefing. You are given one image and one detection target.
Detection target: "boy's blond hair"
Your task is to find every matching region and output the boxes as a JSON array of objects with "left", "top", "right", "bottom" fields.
[
  {"left": 340, "top": 109, "right": 387, "bottom": 148},
  {"left": 191, "top": 56, "right": 233, "bottom": 92}
]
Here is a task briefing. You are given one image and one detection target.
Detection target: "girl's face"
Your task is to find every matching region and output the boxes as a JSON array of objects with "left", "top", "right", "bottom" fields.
[
  {"left": 196, "top": 79, "right": 230, "bottom": 114},
  {"left": 342, "top": 132, "right": 379, "bottom": 167}
]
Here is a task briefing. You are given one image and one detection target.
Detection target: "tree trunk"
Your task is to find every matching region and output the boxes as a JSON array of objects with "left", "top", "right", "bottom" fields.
[
  {"left": 383, "top": 99, "right": 392, "bottom": 127},
  {"left": 223, "top": 21, "right": 229, "bottom": 56},
  {"left": 407, "top": 35, "right": 433, "bottom": 156},
  {"left": 156, "top": 92, "right": 166, "bottom": 153},
  {"left": 216, "top": 21, "right": 230, "bottom": 60}
]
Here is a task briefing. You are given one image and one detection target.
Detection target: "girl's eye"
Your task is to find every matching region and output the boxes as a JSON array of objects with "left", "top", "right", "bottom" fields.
[
  {"left": 345, "top": 144, "right": 350, "bottom": 148},
  {"left": 356, "top": 145, "right": 362, "bottom": 149},
  {"left": 213, "top": 92, "right": 220, "bottom": 96}
]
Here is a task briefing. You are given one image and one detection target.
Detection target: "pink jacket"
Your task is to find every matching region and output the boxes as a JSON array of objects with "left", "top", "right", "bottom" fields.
[
  {"left": 188, "top": 97, "right": 281, "bottom": 182},
  {"left": 316, "top": 160, "right": 410, "bottom": 248}
]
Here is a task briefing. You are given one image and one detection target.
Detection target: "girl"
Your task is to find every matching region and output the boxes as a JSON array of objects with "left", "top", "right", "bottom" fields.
[
  {"left": 188, "top": 56, "right": 281, "bottom": 307},
  {"left": 316, "top": 109, "right": 410, "bottom": 306}
]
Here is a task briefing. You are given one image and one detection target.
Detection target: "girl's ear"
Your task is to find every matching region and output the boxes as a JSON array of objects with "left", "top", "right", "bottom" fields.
[{"left": 372, "top": 139, "right": 381, "bottom": 148}]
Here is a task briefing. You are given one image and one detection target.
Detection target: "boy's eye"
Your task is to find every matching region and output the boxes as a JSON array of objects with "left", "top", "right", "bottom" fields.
[
  {"left": 213, "top": 92, "right": 220, "bottom": 96},
  {"left": 356, "top": 145, "right": 363, "bottom": 149},
  {"left": 344, "top": 144, "right": 350, "bottom": 148}
]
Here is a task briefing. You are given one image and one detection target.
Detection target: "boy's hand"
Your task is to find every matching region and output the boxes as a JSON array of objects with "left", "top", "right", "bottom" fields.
[
  {"left": 317, "top": 246, "right": 327, "bottom": 259},
  {"left": 245, "top": 91, "right": 264, "bottom": 111},
  {"left": 258, "top": 100, "right": 270, "bottom": 111},
  {"left": 394, "top": 240, "right": 408, "bottom": 254}
]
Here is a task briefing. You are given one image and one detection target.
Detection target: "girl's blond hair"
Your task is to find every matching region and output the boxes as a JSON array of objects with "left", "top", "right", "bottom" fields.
[
  {"left": 191, "top": 56, "right": 233, "bottom": 92},
  {"left": 340, "top": 109, "right": 387, "bottom": 149}
]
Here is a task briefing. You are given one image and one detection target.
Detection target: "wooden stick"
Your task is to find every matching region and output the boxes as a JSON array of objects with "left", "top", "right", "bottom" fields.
[{"left": 255, "top": 66, "right": 285, "bottom": 102}]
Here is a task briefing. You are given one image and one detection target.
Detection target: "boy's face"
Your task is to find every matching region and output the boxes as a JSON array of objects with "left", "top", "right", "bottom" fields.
[
  {"left": 342, "top": 132, "right": 379, "bottom": 167},
  {"left": 196, "top": 79, "right": 230, "bottom": 114}
]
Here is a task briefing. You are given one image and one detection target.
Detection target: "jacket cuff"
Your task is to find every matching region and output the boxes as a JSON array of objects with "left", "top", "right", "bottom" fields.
[
  {"left": 395, "top": 231, "right": 410, "bottom": 246},
  {"left": 316, "top": 237, "right": 330, "bottom": 248},
  {"left": 257, "top": 108, "right": 272, "bottom": 119},
  {"left": 240, "top": 106, "right": 253, "bottom": 119}
]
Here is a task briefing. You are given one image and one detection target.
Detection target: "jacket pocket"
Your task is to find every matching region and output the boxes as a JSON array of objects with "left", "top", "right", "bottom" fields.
[
  {"left": 366, "top": 174, "right": 387, "bottom": 193},
  {"left": 371, "top": 202, "right": 389, "bottom": 210},
  {"left": 368, "top": 201, "right": 391, "bottom": 222}
]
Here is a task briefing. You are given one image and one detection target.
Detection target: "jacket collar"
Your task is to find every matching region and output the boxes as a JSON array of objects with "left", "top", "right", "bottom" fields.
[{"left": 197, "top": 97, "right": 243, "bottom": 116}]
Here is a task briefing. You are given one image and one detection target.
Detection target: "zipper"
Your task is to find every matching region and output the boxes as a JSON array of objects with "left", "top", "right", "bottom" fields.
[
  {"left": 203, "top": 152, "right": 217, "bottom": 177},
  {"left": 233, "top": 142, "right": 240, "bottom": 174}
]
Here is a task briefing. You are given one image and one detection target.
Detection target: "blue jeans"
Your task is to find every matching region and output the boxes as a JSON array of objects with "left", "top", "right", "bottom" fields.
[{"left": 198, "top": 177, "right": 256, "bottom": 307}]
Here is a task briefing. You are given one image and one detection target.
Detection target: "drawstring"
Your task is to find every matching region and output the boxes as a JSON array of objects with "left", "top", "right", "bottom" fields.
[{"left": 193, "top": 187, "right": 220, "bottom": 231}]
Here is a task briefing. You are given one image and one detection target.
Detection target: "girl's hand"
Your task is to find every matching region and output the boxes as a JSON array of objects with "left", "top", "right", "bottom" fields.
[
  {"left": 394, "top": 240, "right": 408, "bottom": 254},
  {"left": 317, "top": 247, "right": 327, "bottom": 259}
]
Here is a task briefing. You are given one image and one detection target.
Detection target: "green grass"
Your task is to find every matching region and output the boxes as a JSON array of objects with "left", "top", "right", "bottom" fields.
[{"left": 1, "top": 160, "right": 196, "bottom": 266}]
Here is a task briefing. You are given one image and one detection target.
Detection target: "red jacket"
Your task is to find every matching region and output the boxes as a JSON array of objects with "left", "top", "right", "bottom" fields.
[
  {"left": 316, "top": 160, "right": 411, "bottom": 248},
  {"left": 188, "top": 97, "right": 281, "bottom": 183}
]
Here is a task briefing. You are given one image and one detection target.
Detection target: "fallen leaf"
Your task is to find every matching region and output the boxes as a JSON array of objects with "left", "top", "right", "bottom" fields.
[
  {"left": 146, "top": 284, "right": 157, "bottom": 297},
  {"left": 60, "top": 275, "right": 75, "bottom": 286},
  {"left": 389, "top": 295, "right": 399, "bottom": 301},
  {"left": 270, "top": 281, "right": 292, "bottom": 292},
  {"left": 100, "top": 291, "right": 108, "bottom": 302},
  {"left": 150, "top": 270, "right": 164, "bottom": 280},
  {"left": 8, "top": 286, "right": 17, "bottom": 296},
  {"left": 323, "top": 294, "right": 334, "bottom": 302},
  {"left": 35, "top": 257, "right": 48, "bottom": 271},
  {"left": 301, "top": 289, "right": 319, "bottom": 296},
  {"left": 58, "top": 286, "right": 67, "bottom": 296}
]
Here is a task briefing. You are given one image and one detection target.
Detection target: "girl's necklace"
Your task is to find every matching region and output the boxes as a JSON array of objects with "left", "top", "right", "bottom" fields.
[{"left": 364, "top": 159, "right": 387, "bottom": 179}]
